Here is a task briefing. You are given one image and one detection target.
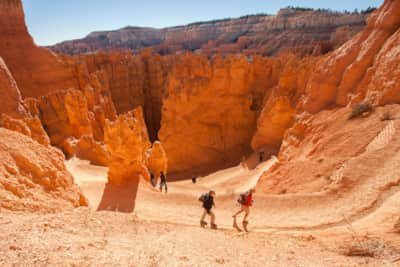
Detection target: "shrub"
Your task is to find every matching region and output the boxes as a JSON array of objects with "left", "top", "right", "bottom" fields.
[{"left": 348, "top": 102, "right": 373, "bottom": 120}]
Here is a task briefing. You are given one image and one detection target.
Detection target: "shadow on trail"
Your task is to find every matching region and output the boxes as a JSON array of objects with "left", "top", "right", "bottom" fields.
[{"left": 97, "top": 179, "right": 140, "bottom": 212}]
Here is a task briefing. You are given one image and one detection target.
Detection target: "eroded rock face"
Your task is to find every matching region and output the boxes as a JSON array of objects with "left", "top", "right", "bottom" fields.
[
  {"left": 51, "top": 8, "right": 367, "bottom": 57},
  {"left": 0, "top": 57, "right": 25, "bottom": 118},
  {"left": 104, "top": 108, "right": 151, "bottom": 185},
  {"left": 0, "top": 128, "right": 87, "bottom": 212},
  {"left": 302, "top": 0, "right": 400, "bottom": 113},
  {"left": 158, "top": 54, "right": 262, "bottom": 174},
  {"left": 63, "top": 136, "right": 109, "bottom": 166},
  {"left": 253, "top": 0, "right": 400, "bottom": 152},
  {"left": 251, "top": 55, "right": 317, "bottom": 151},
  {"left": 0, "top": 114, "right": 50, "bottom": 146},
  {"left": 0, "top": 0, "right": 79, "bottom": 98},
  {"left": 258, "top": 105, "right": 400, "bottom": 194},
  {"left": 37, "top": 89, "right": 93, "bottom": 148}
]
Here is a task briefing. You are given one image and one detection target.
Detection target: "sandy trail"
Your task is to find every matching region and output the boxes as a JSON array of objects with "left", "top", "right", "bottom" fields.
[
  {"left": 66, "top": 153, "right": 279, "bottom": 230},
  {"left": 67, "top": 142, "right": 400, "bottom": 234}
]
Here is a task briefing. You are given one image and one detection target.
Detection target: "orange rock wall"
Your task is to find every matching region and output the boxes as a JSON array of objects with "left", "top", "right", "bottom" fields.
[
  {"left": 0, "top": 57, "right": 26, "bottom": 118},
  {"left": 302, "top": 0, "right": 400, "bottom": 113},
  {"left": 0, "top": 0, "right": 79, "bottom": 98}
]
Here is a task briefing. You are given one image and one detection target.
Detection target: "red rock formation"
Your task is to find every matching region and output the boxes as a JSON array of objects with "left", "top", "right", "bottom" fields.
[
  {"left": 37, "top": 89, "right": 93, "bottom": 148},
  {"left": 0, "top": 128, "right": 87, "bottom": 212},
  {"left": 63, "top": 136, "right": 109, "bottom": 166},
  {"left": 0, "top": 57, "right": 26, "bottom": 118},
  {"left": 256, "top": 0, "right": 400, "bottom": 194},
  {"left": 251, "top": 55, "right": 317, "bottom": 151},
  {"left": 104, "top": 108, "right": 151, "bottom": 185},
  {"left": 73, "top": 51, "right": 170, "bottom": 141},
  {"left": 259, "top": 105, "right": 400, "bottom": 194},
  {"left": 51, "top": 8, "right": 368, "bottom": 57},
  {"left": 0, "top": 0, "right": 79, "bottom": 98},
  {"left": 0, "top": 114, "right": 50, "bottom": 146},
  {"left": 0, "top": 56, "right": 50, "bottom": 146},
  {"left": 302, "top": 0, "right": 400, "bottom": 113},
  {"left": 158, "top": 54, "right": 260, "bottom": 174}
]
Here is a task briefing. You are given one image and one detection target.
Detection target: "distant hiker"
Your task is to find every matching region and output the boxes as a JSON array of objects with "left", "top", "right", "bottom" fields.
[
  {"left": 199, "top": 190, "right": 217, "bottom": 229},
  {"left": 159, "top": 171, "right": 168, "bottom": 193},
  {"left": 259, "top": 149, "right": 265, "bottom": 163},
  {"left": 150, "top": 171, "right": 156, "bottom": 187},
  {"left": 192, "top": 176, "right": 197, "bottom": 184},
  {"left": 233, "top": 188, "right": 256, "bottom": 231},
  {"left": 241, "top": 156, "right": 247, "bottom": 169}
]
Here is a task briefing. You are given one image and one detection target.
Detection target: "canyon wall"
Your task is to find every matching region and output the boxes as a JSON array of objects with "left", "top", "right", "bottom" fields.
[
  {"left": 0, "top": 0, "right": 79, "bottom": 98},
  {"left": 1, "top": 0, "right": 398, "bottom": 189},
  {"left": 51, "top": 9, "right": 368, "bottom": 57},
  {"left": 0, "top": 56, "right": 26, "bottom": 118},
  {"left": 256, "top": 0, "right": 400, "bottom": 193}
]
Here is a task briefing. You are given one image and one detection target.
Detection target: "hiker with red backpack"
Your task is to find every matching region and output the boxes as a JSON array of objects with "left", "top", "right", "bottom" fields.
[
  {"left": 198, "top": 190, "right": 218, "bottom": 229},
  {"left": 232, "top": 188, "right": 256, "bottom": 231}
]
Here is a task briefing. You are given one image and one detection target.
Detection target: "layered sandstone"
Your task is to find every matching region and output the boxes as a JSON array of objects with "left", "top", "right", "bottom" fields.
[
  {"left": 159, "top": 54, "right": 261, "bottom": 174},
  {"left": 0, "top": 57, "right": 25, "bottom": 118},
  {"left": 302, "top": 0, "right": 400, "bottom": 113},
  {"left": 253, "top": 0, "right": 400, "bottom": 152},
  {"left": 104, "top": 108, "right": 151, "bottom": 185},
  {"left": 257, "top": 0, "right": 400, "bottom": 193},
  {"left": 0, "top": 128, "right": 87, "bottom": 212},
  {"left": 251, "top": 55, "right": 317, "bottom": 151},
  {"left": 51, "top": 8, "right": 368, "bottom": 57}
]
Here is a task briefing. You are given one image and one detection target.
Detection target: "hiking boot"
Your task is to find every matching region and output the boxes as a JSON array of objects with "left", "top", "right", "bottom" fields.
[
  {"left": 211, "top": 223, "right": 218, "bottom": 230},
  {"left": 242, "top": 221, "right": 249, "bottom": 232},
  {"left": 200, "top": 221, "right": 207, "bottom": 227}
]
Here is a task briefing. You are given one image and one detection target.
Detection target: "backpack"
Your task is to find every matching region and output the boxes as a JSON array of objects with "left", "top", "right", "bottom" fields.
[
  {"left": 237, "top": 192, "right": 248, "bottom": 205},
  {"left": 199, "top": 193, "right": 208, "bottom": 202}
]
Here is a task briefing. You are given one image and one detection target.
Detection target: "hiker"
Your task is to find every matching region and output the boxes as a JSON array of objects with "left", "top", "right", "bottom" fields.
[
  {"left": 232, "top": 188, "right": 256, "bottom": 230},
  {"left": 159, "top": 171, "right": 168, "bottom": 193},
  {"left": 199, "top": 190, "right": 217, "bottom": 229},
  {"left": 150, "top": 171, "right": 156, "bottom": 187},
  {"left": 241, "top": 156, "right": 247, "bottom": 169},
  {"left": 192, "top": 176, "right": 197, "bottom": 184},
  {"left": 259, "top": 149, "right": 265, "bottom": 163}
]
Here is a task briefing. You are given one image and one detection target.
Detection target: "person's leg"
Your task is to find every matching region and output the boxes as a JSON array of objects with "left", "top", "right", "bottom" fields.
[
  {"left": 200, "top": 209, "right": 207, "bottom": 222},
  {"left": 159, "top": 181, "right": 163, "bottom": 191},
  {"left": 243, "top": 206, "right": 250, "bottom": 222},
  {"left": 164, "top": 182, "right": 168, "bottom": 193},
  {"left": 233, "top": 206, "right": 244, "bottom": 217},
  {"left": 210, "top": 211, "right": 215, "bottom": 225}
]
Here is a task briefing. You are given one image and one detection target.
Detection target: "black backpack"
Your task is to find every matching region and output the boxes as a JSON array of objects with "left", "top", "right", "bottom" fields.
[
  {"left": 199, "top": 193, "right": 208, "bottom": 202},
  {"left": 237, "top": 192, "right": 248, "bottom": 205}
]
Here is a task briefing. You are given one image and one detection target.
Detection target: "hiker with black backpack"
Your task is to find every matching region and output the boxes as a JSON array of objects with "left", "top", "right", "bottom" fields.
[
  {"left": 232, "top": 188, "right": 255, "bottom": 231},
  {"left": 159, "top": 171, "right": 168, "bottom": 193},
  {"left": 198, "top": 190, "right": 217, "bottom": 229}
]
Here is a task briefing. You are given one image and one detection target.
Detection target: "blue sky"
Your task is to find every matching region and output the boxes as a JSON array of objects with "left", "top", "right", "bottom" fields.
[{"left": 22, "top": 0, "right": 383, "bottom": 46}]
